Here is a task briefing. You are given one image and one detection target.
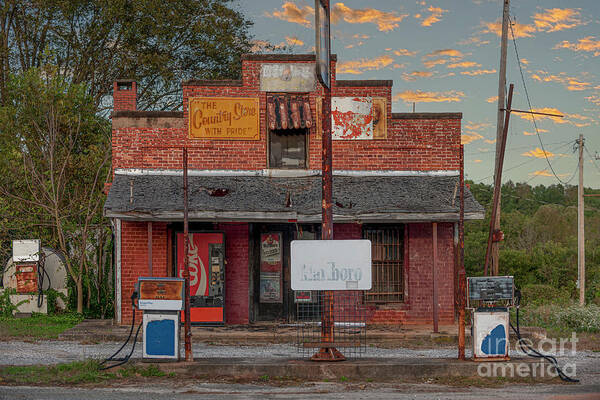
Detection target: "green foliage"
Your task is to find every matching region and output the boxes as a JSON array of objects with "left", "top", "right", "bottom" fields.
[
  {"left": 517, "top": 304, "right": 600, "bottom": 333},
  {"left": 0, "top": 360, "right": 116, "bottom": 385},
  {"left": 45, "top": 289, "right": 68, "bottom": 315},
  {"left": 0, "top": 312, "right": 83, "bottom": 339},
  {"left": 0, "top": 288, "right": 29, "bottom": 317},
  {"left": 0, "top": 0, "right": 254, "bottom": 110},
  {"left": 465, "top": 181, "right": 600, "bottom": 304}
]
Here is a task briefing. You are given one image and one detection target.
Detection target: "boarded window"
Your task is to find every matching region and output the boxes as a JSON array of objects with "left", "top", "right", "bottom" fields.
[
  {"left": 363, "top": 226, "right": 404, "bottom": 302},
  {"left": 269, "top": 129, "right": 307, "bottom": 168}
]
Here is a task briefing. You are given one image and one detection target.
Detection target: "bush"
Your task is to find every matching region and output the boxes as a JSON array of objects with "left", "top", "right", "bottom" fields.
[
  {"left": 520, "top": 284, "right": 570, "bottom": 307},
  {"left": 517, "top": 304, "right": 600, "bottom": 333}
]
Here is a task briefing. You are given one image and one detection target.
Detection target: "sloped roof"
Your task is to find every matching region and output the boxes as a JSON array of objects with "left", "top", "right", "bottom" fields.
[{"left": 104, "top": 173, "right": 484, "bottom": 222}]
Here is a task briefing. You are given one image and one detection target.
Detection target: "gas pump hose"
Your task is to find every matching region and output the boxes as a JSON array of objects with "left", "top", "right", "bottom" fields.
[
  {"left": 509, "top": 290, "right": 579, "bottom": 383},
  {"left": 100, "top": 291, "right": 142, "bottom": 370}
]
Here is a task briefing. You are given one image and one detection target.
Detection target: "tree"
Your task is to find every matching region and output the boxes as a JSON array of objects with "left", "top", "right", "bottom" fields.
[
  {"left": 0, "top": 0, "right": 253, "bottom": 110},
  {"left": 0, "top": 67, "right": 110, "bottom": 312}
]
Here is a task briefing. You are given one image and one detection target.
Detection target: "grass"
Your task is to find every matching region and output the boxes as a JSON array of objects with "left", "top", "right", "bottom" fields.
[
  {"left": 0, "top": 313, "right": 83, "bottom": 339},
  {"left": 0, "top": 360, "right": 169, "bottom": 385}
]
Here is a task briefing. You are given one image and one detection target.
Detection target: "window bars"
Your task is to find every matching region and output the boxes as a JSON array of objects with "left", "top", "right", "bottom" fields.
[{"left": 363, "top": 227, "right": 404, "bottom": 302}]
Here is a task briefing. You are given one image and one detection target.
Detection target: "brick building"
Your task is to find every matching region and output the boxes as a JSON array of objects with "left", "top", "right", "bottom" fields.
[{"left": 104, "top": 54, "right": 484, "bottom": 326}]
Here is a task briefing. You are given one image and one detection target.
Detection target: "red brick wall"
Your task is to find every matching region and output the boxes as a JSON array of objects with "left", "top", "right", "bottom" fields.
[
  {"left": 113, "top": 81, "right": 137, "bottom": 112},
  {"left": 218, "top": 223, "right": 249, "bottom": 324},
  {"left": 368, "top": 223, "right": 455, "bottom": 325},
  {"left": 111, "top": 58, "right": 460, "bottom": 172},
  {"left": 120, "top": 221, "right": 168, "bottom": 324}
]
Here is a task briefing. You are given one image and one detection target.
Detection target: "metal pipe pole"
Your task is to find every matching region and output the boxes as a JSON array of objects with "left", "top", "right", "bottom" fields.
[
  {"left": 183, "top": 147, "right": 193, "bottom": 361},
  {"left": 458, "top": 144, "right": 466, "bottom": 360},
  {"left": 432, "top": 222, "right": 439, "bottom": 333},
  {"left": 484, "top": 83, "right": 514, "bottom": 276},
  {"left": 491, "top": 0, "right": 510, "bottom": 276},
  {"left": 578, "top": 134, "right": 585, "bottom": 306}
]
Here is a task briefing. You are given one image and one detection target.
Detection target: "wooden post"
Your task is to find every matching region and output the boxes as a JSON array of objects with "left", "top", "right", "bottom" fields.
[
  {"left": 432, "top": 222, "right": 439, "bottom": 333},
  {"left": 578, "top": 134, "right": 585, "bottom": 306},
  {"left": 484, "top": 84, "right": 514, "bottom": 276},
  {"left": 147, "top": 222, "right": 153, "bottom": 276},
  {"left": 183, "top": 147, "right": 193, "bottom": 362},
  {"left": 491, "top": 0, "right": 510, "bottom": 276}
]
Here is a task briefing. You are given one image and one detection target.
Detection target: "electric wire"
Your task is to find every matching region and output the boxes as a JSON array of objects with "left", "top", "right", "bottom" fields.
[
  {"left": 509, "top": 16, "right": 577, "bottom": 186},
  {"left": 584, "top": 146, "right": 600, "bottom": 174}
]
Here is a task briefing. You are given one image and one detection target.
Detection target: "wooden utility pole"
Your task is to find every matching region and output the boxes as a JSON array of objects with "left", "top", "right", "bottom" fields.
[
  {"left": 578, "top": 134, "right": 585, "bottom": 306},
  {"left": 491, "top": 0, "right": 510, "bottom": 276}
]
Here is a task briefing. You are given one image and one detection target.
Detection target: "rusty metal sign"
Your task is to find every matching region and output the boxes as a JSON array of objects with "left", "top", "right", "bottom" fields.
[
  {"left": 189, "top": 97, "right": 260, "bottom": 140},
  {"left": 331, "top": 97, "right": 373, "bottom": 140},
  {"left": 372, "top": 97, "right": 387, "bottom": 139},
  {"left": 316, "top": 97, "right": 387, "bottom": 139},
  {"left": 267, "top": 94, "right": 312, "bottom": 130},
  {"left": 260, "top": 63, "right": 316, "bottom": 92}
]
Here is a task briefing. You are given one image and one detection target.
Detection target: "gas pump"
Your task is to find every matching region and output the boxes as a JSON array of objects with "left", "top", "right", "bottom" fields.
[
  {"left": 467, "top": 276, "right": 514, "bottom": 361},
  {"left": 137, "top": 277, "right": 185, "bottom": 361}
]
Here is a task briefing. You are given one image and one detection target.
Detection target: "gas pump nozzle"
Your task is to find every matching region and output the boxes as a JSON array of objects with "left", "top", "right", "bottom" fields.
[{"left": 131, "top": 284, "right": 139, "bottom": 309}]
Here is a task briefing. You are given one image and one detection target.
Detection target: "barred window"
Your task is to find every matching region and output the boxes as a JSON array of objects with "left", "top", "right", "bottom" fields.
[{"left": 363, "top": 226, "right": 404, "bottom": 302}]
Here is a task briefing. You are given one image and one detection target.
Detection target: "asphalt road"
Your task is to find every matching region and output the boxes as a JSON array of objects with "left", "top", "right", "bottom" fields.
[{"left": 1, "top": 382, "right": 600, "bottom": 400}]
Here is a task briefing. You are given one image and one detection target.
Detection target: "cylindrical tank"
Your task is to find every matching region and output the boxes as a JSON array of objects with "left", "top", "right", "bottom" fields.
[{"left": 2, "top": 247, "right": 68, "bottom": 290}]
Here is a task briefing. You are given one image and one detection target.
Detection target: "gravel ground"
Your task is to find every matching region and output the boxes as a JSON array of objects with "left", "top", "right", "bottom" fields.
[{"left": 0, "top": 340, "right": 598, "bottom": 374}]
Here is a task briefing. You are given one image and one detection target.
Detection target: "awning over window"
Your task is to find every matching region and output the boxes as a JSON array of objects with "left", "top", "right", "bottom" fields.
[{"left": 267, "top": 94, "right": 312, "bottom": 131}]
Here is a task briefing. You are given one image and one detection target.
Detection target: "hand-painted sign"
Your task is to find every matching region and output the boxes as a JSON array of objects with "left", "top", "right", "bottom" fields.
[
  {"left": 291, "top": 240, "right": 372, "bottom": 291},
  {"left": 331, "top": 97, "right": 373, "bottom": 140},
  {"left": 188, "top": 97, "right": 259, "bottom": 140},
  {"left": 260, "top": 63, "right": 316, "bottom": 92}
]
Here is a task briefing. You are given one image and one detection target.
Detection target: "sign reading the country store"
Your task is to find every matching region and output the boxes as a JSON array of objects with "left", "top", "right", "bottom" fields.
[{"left": 189, "top": 97, "right": 260, "bottom": 140}]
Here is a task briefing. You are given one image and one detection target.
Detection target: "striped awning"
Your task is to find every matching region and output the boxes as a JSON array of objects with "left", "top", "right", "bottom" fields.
[{"left": 267, "top": 94, "right": 312, "bottom": 130}]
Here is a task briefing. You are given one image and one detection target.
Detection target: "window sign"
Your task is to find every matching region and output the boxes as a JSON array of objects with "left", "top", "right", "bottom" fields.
[
  {"left": 260, "top": 233, "right": 283, "bottom": 303},
  {"left": 291, "top": 240, "right": 372, "bottom": 291}
]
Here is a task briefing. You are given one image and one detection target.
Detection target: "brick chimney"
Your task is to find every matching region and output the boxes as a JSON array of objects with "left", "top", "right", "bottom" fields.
[{"left": 113, "top": 79, "right": 137, "bottom": 112}]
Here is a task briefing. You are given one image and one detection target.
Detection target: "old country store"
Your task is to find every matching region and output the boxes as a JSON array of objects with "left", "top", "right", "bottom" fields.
[{"left": 104, "top": 54, "right": 484, "bottom": 326}]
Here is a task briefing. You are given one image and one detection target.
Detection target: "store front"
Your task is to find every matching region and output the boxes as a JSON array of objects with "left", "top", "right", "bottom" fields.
[{"left": 105, "top": 53, "right": 484, "bottom": 326}]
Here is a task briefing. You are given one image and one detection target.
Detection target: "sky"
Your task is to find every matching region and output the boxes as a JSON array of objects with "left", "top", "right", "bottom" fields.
[{"left": 237, "top": 0, "right": 600, "bottom": 189}]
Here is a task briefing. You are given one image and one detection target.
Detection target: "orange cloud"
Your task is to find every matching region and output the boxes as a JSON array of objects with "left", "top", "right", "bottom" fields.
[
  {"left": 332, "top": 3, "right": 408, "bottom": 32},
  {"left": 464, "top": 121, "right": 491, "bottom": 132},
  {"left": 533, "top": 8, "right": 584, "bottom": 32},
  {"left": 460, "top": 69, "right": 496, "bottom": 76},
  {"left": 337, "top": 55, "right": 394, "bottom": 75},
  {"left": 266, "top": 2, "right": 313, "bottom": 27},
  {"left": 522, "top": 148, "right": 555, "bottom": 159},
  {"left": 394, "top": 90, "right": 465, "bottom": 103},
  {"left": 402, "top": 70, "right": 434, "bottom": 81},
  {"left": 461, "top": 132, "right": 484, "bottom": 145},
  {"left": 394, "top": 49, "right": 418, "bottom": 57},
  {"left": 420, "top": 6, "right": 448, "bottom": 27},
  {"left": 530, "top": 71, "right": 592, "bottom": 91},
  {"left": 517, "top": 107, "right": 594, "bottom": 126},
  {"left": 523, "top": 128, "right": 548, "bottom": 136},
  {"left": 447, "top": 61, "right": 481, "bottom": 69},
  {"left": 285, "top": 36, "right": 304, "bottom": 46},
  {"left": 423, "top": 49, "right": 464, "bottom": 59},
  {"left": 484, "top": 139, "right": 496, "bottom": 144},
  {"left": 482, "top": 20, "right": 536, "bottom": 38},
  {"left": 423, "top": 58, "right": 448, "bottom": 69},
  {"left": 486, "top": 96, "right": 498, "bottom": 103},
  {"left": 554, "top": 36, "right": 600, "bottom": 56},
  {"left": 585, "top": 95, "right": 600, "bottom": 106},
  {"left": 457, "top": 36, "right": 490, "bottom": 47},
  {"left": 531, "top": 170, "right": 552, "bottom": 177},
  {"left": 473, "top": 159, "right": 483, "bottom": 163}
]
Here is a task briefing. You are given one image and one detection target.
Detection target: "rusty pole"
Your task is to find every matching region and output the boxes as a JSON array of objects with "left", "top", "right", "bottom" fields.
[
  {"left": 484, "top": 84, "right": 514, "bottom": 276},
  {"left": 432, "top": 222, "right": 439, "bottom": 333},
  {"left": 458, "top": 144, "right": 466, "bottom": 360},
  {"left": 183, "top": 147, "right": 193, "bottom": 362}
]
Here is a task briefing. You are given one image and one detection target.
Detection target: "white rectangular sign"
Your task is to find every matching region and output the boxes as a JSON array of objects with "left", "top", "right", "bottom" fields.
[
  {"left": 12, "top": 239, "right": 41, "bottom": 262},
  {"left": 291, "top": 240, "right": 372, "bottom": 291}
]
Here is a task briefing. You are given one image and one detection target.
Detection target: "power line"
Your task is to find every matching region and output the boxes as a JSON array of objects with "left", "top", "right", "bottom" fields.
[
  {"left": 584, "top": 146, "right": 600, "bottom": 174},
  {"left": 509, "top": 15, "right": 575, "bottom": 186},
  {"left": 469, "top": 140, "right": 576, "bottom": 183}
]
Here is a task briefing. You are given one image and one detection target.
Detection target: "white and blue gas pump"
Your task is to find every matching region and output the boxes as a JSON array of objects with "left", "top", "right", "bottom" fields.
[
  {"left": 467, "top": 276, "right": 514, "bottom": 361},
  {"left": 136, "top": 277, "right": 185, "bottom": 361}
]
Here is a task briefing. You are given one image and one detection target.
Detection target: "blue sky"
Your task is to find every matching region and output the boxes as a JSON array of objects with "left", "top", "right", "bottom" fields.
[{"left": 237, "top": 0, "right": 600, "bottom": 188}]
